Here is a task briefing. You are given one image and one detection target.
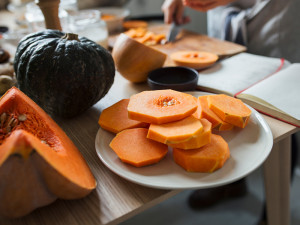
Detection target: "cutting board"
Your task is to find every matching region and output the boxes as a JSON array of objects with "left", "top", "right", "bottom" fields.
[{"left": 108, "top": 24, "right": 247, "bottom": 67}]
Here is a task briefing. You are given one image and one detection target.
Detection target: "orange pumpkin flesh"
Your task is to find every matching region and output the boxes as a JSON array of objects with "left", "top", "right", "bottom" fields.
[
  {"left": 109, "top": 128, "right": 168, "bottom": 167},
  {"left": 173, "top": 134, "right": 230, "bottom": 172},
  {"left": 147, "top": 116, "right": 203, "bottom": 144},
  {"left": 123, "top": 20, "right": 148, "bottom": 30},
  {"left": 112, "top": 33, "right": 167, "bottom": 83},
  {"left": 127, "top": 90, "right": 197, "bottom": 124},
  {"left": 168, "top": 118, "right": 212, "bottom": 150},
  {"left": 98, "top": 99, "right": 148, "bottom": 133},
  {"left": 207, "top": 94, "right": 252, "bottom": 128},
  {"left": 198, "top": 96, "right": 234, "bottom": 131},
  {"left": 0, "top": 87, "right": 96, "bottom": 218},
  {"left": 170, "top": 51, "right": 219, "bottom": 69}
]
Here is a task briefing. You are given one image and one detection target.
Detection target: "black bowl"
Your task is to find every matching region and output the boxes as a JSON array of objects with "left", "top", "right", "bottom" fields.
[{"left": 147, "top": 66, "right": 198, "bottom": 91}]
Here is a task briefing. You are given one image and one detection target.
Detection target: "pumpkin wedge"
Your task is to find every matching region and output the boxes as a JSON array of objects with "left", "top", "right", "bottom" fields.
[
  {"left": 0, "top": 87, "right": 96, "bottom": 218},
  {"left": 128, "top": 90, "right": 197, "bottom": 124},
  {"left": 173, "top": 134, "right": 230, "bottom": 172},
  {"left": 110, "top": 128, "right": 168, "bottom": 167},
  {"left": 98, "top": 99, "right": 148, "bottom": 133},
  {"left": 207, "top": 94, "right": 251, "bottom": 128},
  {"left": 198, "top": 96, "right": 234, "bottom": 131},
  {"left": 168, "top": 118, "right": 212, "bottom": 150},
  {"left": 147, "top": 116, "right": 203, "bottom": 144}
]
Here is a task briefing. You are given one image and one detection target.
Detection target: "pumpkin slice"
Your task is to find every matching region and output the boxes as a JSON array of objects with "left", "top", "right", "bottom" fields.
[
  {"left": 147, "top": 116, "right": 203, "bottom": 144},
  {"left": 198, "top": 96, "right": 234, "bottom": 131},
  {"left": 128, "top": 90, "right": 197, "bottom": 124},
  {"left": 170, "top": 51, "right": 219, "bottom": 69},
  {"left": 98, "top": 99, "right": 148, "bottom": 133},
  {"left": 168, "top": 118, "right": 212, "bottom": 150},
  {"left": 109, "top": 128, "right": 168, "bottom": 167},
  {"left": 173, "top": 134, "right": 230, "bottom": 172},
  {"left": 0, "top": 87, "right": 96, "bottom": 218},
  {"left": 207, "top": 94, "right": 251, "bottom": 128}
]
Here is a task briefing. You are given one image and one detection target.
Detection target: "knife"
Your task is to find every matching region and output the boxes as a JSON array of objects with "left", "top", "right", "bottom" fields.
[{"left": 166, "top": 22, "right": 181, "bottom": 43}]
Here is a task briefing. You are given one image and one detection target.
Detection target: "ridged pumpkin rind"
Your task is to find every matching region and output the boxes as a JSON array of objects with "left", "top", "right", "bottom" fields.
[{"left": 14, "top": 29, "right": 115, "bottom": 118}]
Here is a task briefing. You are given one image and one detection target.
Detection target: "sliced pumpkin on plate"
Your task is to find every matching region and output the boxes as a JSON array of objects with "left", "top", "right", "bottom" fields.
[
  {"left": 173, "top": 134, "right": 230, "bottom": 172},
  {"left": 207, "top": 94, "right": 251, "bottom": 128},
  {"left": 127, "top": 89, "right": 197, "bottom": 124},
  {"left": 98, "top": 99, "right": 148, "bottom": 133},
  {"left": 0, "top": 87, "right": 96, "bottom": 218},
  {"left": 110, "top": 128, "right": 168, "bottom": 167}
]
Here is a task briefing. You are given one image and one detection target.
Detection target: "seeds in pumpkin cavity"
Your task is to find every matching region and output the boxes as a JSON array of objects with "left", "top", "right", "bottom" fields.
[
  {"left": 0, "top": 112, "right": 7, "bottom": 125},
  {"left": 18, "top": 114, "right": 27, "bottom": 122}
]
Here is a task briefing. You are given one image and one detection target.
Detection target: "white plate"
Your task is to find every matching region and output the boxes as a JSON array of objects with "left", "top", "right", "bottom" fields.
[{"left": 95, "top": 92, "right": 273, "bottom": 190}]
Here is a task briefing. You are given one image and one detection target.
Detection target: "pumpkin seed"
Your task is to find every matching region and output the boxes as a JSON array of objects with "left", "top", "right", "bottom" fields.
[
  {"left": 0, "top": 112, "right": 7, "bottom": 125},
  {"left": 18, "top": 114, "right": 27, "bottom": 122}
]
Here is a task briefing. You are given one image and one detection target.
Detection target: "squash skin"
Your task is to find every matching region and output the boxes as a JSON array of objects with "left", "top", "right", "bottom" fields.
[
  {"left": 0, "top": 87, "right": 96, "bottom": 218},
  {"left": 14, "top": 30, "right": 115, "bottom": 118}
]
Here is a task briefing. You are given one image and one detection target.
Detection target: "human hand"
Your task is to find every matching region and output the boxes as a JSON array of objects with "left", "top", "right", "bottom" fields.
[
  {"left": 161, "top": 0, "right": 191, "bottom": 24},
  {"left": 183, "top": 0, "right": 236, "bottom": 12}
]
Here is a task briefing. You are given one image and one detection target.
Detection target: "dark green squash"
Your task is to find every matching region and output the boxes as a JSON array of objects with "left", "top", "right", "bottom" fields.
[{"left": 14, "top": 29, "right": 115, "bottom": 118}]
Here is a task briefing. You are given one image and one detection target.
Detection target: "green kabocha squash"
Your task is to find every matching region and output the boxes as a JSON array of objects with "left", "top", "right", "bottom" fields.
[{"left": 14, "top": 29, "right": 115, "bottom": 118}]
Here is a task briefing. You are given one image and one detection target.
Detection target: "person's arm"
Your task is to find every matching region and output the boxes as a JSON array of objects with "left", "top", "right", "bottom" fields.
[
  {"left": 183, "top": 0, "right": 237, "bottom": 12},
  {"left": 161, "top": 0, "right": 191, "bottom": 24}
]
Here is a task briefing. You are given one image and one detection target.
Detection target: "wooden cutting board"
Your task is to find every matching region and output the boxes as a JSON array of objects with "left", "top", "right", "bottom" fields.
[{"left": 108, "top": 24, "right": 247, "bottom": 67}]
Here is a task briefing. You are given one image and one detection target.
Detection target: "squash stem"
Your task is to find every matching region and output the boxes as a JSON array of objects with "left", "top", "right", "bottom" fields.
[{"left": 62, "top": 33, "right": 80, "bottom": 42}]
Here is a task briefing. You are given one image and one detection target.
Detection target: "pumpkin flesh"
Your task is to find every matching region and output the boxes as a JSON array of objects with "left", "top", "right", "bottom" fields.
[
  {"left": 128, "top": 90, "right": 197, "bottom": 124},
  {"left": 0, "top": 87, "right": 96, "bottom": 218}
]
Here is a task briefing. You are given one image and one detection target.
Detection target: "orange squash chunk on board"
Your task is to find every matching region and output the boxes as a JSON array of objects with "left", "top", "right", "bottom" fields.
[
  {"left": 198, "top": 96, "right": 234, "bottom": 131},
  {"left": 109, "top": 128, "right": 168, "bottom": 167},
  {"left": 170, "top": 51, "right": 219, "bottom": 69},
  {"left": 128, "top": 90, "right": 197, "bottom": 124},
  {"left": 147, "top": 116, "right": 203, "bottom": 144},
  {"left": 168, "top": 118, "right": 212, "bottom": 150},
  {"left": 98, "top": 99, "right": 148, "bottom": 133},
  {"left": 173, "top": 134, "right": 230, "bottom": 172},
  {"left": 207, "top": 94, "right": 251, "bottom": 128}
]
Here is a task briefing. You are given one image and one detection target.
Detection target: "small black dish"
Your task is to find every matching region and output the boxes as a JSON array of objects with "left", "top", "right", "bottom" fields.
[{"left": 147, "top": 66, "right": 198, "bottom": 91}]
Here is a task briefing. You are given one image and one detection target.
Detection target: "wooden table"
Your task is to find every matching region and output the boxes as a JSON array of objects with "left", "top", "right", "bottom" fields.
[{"left": 0, "top": 9, "right": 299, "bottom": 225}]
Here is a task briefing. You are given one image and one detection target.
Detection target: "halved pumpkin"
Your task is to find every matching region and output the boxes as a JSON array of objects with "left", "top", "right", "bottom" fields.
[
  {"left": 112, "top": 33, "right": 167, "bottom": 83},
  {"left": 170, "top": 51, "right": 219, "bottom": 69},
  {"left": 98, "top": 99, "right": 148, "bottom": 133},
  {"left": 168, "top": 118, "right": 212, "bottom": 150},
  {"left": 127, "top": 90, "right": 198, "bottom": 124},
  {"left": 147, "top": 116, "right": 203, "bottom": 144},
  {"left": 0, "top": 87, "right": 96, "bottom": 218},
  {"left": 173, "top": 134, "right": 230, "bottom": 172},
  {"left": 207, "top": 94, "right": 251, "bottom": 128}
]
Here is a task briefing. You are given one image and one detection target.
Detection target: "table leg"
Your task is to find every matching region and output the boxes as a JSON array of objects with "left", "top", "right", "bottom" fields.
[{"left": 263, "top": 136, "right": 291, "bottom": 225}]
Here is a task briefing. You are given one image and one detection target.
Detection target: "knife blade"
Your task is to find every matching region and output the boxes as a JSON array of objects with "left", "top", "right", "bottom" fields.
[{"left": 166, "top": 22, "right": 181, "bottom": 43}]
